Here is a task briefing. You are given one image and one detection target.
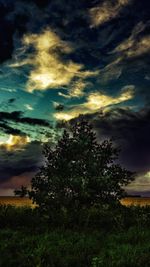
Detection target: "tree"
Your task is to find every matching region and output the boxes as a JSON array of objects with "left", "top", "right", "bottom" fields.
[{"left": 15, "top": 120, "right": 135, "bottom": 215}]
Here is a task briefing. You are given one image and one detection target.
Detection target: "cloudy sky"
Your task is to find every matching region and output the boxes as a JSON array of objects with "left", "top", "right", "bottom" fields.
[{"left": 0, "top": 0, "right": 150, "bottom": 196}]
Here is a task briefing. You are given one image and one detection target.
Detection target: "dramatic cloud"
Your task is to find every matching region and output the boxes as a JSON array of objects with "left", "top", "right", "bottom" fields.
[
  {"left": 71, "top": 107, "right": 150, "bottom": 171},
  {"left": 0, "top": 0, "right": 149, "bottom": 195},
  {"left": 10, "top": 28, "right": 97, "bottom": 93},
  {"left": 0, "top": 111, "right": 52, "bottom": 138},
  {"left": 89, "top": 0, "right": 132, "bottom": 27},
  {"left": 0, "top": 140, "right": 43, "bottom": 183},
  {"left": 59, "top": 80, "right": 91, "bottom": 99},
  {"left": 112, "top": 21, "right": 150, "bottom": 58},
  {"left": 65, "top": 106, "right": 150, "bottom": 195},
  {"left": 0, "top": 135, "right": 30, "bottom": 151},
  {"left": 55, "top": 85, "right": 135, "bottom": 120}
]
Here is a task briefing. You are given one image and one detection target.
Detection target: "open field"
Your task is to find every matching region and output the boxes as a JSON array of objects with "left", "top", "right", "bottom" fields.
[
  {"left": 120, "top": 197, "right": 150, "bottom": 206},
  {"left": 0, "top": 196, "right": 35, "bottom": 207},
  {"left": 0, "top": 196, "right": 150, "bottom": 207}
]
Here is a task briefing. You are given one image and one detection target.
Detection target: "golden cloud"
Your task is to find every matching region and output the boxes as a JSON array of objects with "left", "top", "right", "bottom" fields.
[
  {"left": 11, "top": 28, "right": 97, "bottom": 93},
  {"left": 89, "top": 0, "right": 132, "bottom": 27},
  {"left": 126, "top": 36, "right": 150, "bottom": 58},
  {"left": 99, "top": 24, "right": 150, "bottom": 82},
  {"left": 59, "top": 80, "right": 92, "bottom": 98},
  {"left": 113, "top": 22, "right": 150, "bottom": 58},
  {"left": 0, "top": 135, "right": 30, "bottom": 151},
  {"left": 55, "top": 85, "right": 135, "bottom": 120}
]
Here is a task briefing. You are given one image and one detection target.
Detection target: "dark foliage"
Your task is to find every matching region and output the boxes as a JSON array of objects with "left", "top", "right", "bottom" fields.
[{"left": 15, "top": 120, "right": 135, "bottom": 220}]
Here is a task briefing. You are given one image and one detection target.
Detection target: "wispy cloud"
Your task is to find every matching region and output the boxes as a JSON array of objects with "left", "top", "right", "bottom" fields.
[
  {"left": 89, "top": 0, "right": 132, "bottom": 28},
  {"left": 55, "top": 85, "right": 135, "bottom": 120},
  {"left": 59, "top": 80, "right": 92, "bottom": 98},
  {"left": 99, "top": 57, "right": 123, "bottom": 83},
  {"left": 112, "top": 21, "right": 150, "bottom": 58},
  {"left": 24, "top": 104, "right": 34, "bottom": 111},
  {"left": 98, "top": 22, "right": 150, "bottom": 83}
]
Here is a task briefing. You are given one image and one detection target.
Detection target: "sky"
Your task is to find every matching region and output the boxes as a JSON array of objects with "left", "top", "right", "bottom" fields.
[{"left": 0, "top": 0, "right": 150, "bottom": 196}]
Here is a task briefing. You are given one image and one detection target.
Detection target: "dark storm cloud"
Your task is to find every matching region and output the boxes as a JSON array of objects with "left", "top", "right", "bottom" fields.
[
  {"left": 0, "top": 0, "right": 51, "bottom": 63},
  {"left": 1, "top": 0, "right": 149, "bottom": 90},
  {"left": 69, "top": 107, "right": 150, "bottom": 172},
  {"left": 0, "top": 0, "right": 30, "bottom": 63},
  {"left": 0, "top": 121, "right": 24, "bottom": 135},
  {"left": 0, "top": 111, "right": 51, "bottom": 126},
  {"left": 1, "top": 0, "right": 148, "bottom": 103},
  {"left": 0, "top": 140, "right": 42, "bottom": 183},
  {"left": 0, "top": 110, "right": 52, "bottom": 137},
  {"left": 0, "top": 1, "right": 14, "bottom": 63},
  {"left": 41, "top": 0, "right": 150, "bottom": 74}
]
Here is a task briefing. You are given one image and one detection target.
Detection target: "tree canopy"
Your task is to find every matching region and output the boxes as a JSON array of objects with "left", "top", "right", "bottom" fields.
[{"left": 15, "top": 120, "right": 135, "bottom": 213}]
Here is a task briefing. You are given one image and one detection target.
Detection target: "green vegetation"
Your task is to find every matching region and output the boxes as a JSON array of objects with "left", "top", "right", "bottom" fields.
[
  {"left": 0, "top": 121, "right": 149, "bottom": 266},
  {"left": 0, "top": 204, "right": 150, "bottom": 267}
]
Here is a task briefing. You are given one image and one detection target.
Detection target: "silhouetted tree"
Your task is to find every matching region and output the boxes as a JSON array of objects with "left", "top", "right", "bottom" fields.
[{"left": 15, "top": 120, "right": 135, "bottom": 215}]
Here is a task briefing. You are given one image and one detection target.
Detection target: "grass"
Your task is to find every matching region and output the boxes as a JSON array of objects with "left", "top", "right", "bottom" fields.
[
  {"left": 0, "top": 227, "right": 150, "bottom": 267},
  {"left": 0, "top": 204, "right": 150, "bottom": 267}
]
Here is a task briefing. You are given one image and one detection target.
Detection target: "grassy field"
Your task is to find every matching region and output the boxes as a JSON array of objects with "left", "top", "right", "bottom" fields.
[
  {"left": 120, "top": 197, "right": 150, "bottom": 206},
  {"left": 0, "top": 196, "right": 35, "bottom": 207},
  {"left": 0, "top": 226, "right": 150, "bottom": 267},
  {"left": 0, "top": 196, "right": 150, "bottom": 207},
  {"left": 0, "top": 203, "right": 149, "bottom": 267}
]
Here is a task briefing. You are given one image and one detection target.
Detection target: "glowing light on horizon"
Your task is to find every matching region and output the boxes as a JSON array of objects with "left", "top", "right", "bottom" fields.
[{"left": 0, "top": 135, "right": 30, "bottom": 151}]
